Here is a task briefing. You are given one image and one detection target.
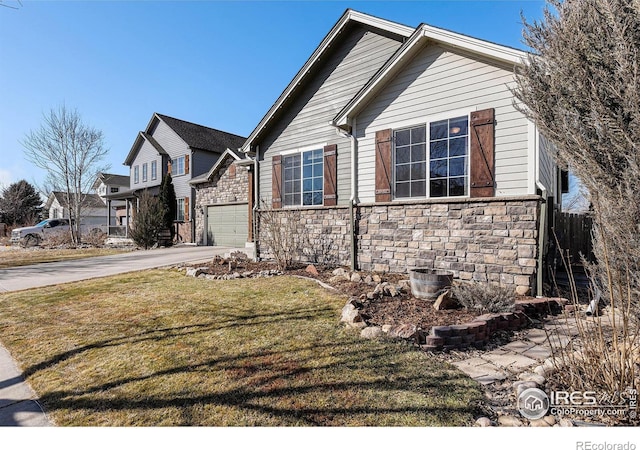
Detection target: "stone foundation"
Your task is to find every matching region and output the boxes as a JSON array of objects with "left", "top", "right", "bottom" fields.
[{"left": 257, "top": 196, "right": 541, "bottom": 292}]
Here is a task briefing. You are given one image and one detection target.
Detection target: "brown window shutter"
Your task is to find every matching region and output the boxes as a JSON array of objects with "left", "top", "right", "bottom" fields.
[
  {"left": 470, "top": 108, "right": 495, "bottom": 198},
  {"left": 184, "top": 196, "right": 189, "bottom": 222},
  {"left": 375, "top": 129, "right": 392, "bottom": 202},
  {"left": 323, "top": 144, "right": 337, "bottom": 206},
  {"left": 272, "top": 155, "right": 282, "bottom": 209},
  {"left": 185, "top": 154, "right": 190, "bottom": 175}
]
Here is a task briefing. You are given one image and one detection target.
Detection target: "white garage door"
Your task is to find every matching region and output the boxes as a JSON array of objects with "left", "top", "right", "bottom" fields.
[{"left": 206, "top": 203, "right": 248, "bottom": 247}]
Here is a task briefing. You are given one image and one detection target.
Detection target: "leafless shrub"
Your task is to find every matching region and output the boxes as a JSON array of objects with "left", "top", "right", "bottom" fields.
[
  {"left": 514, "top": 0, "right": 640, "bottom": 395},
  {"left": 451, "top": 281, "right": 516, "bottom": 314},
  {"left": 256, "top": 200, "right": 311, "bottom": 271},
  {"left": 42, "top": 232, "right": 74, "bottom": 248},
  {"left": 83, "top": 229, "right": 107, "bottom": 247}
]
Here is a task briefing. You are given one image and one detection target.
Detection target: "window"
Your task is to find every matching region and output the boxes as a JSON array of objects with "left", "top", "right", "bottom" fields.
[
  {"left": 176, "top": 198, "right": 185, "bottom": 221},
  {"left": 171, "top": 156, "right": 185, "bottom": 176},
  {"left": 134, "top": 166, "right": 139, "bottom": 184},
  {"left": 283, "top": 149, "right": 323, "bottom": 206},
  {"left": 110, "top": 187, "right": 119, "bottom": 193},
  {"left": 394, "top": 125, "right": 426, "bottom": 198},
  {"left": 429, "top": 116, "right": 468, "bottom": 197},
  {"left": 392, "top": 115, "right": 469, "bottom": 199},
  {"left": 142, "top": 163, "right": 148, "bottom": 182},
  {"left": 151, "top": 160, "right": 157, "bottom": 180}
]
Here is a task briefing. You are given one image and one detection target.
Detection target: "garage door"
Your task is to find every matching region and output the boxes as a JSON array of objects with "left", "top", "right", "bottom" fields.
[{"left": 206, "top": 203, "right": 248, "bottom": 247}]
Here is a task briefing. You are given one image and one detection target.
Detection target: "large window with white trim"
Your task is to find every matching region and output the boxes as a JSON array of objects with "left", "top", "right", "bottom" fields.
[
  {"left": 283, "top": 149, "right": 323, "bottom": 206},
  {"left": 393, "top": 115, "right": 469, "bottom": 198},
  {"left": 171, "top": 156, "right": 185, "bottom": 176}
]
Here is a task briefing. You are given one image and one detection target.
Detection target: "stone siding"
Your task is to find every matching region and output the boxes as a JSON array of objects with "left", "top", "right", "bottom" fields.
[
  {"left": 257, "top": 197, "right": 541, "bottom": 292},
  {"left": 194, "top": 158, "right": 249, "bottom": 245}
]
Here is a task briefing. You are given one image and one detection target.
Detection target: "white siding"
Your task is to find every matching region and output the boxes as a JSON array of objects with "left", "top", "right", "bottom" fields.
[
  {"left": 355, "top": 43, "right": 531, "bottom": 202},
  {"left": 258, "top": 26, "right": 403, "bottom": 205}
]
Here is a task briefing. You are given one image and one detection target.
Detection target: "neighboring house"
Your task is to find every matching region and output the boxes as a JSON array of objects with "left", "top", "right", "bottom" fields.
[
  {"left": 92, "top": 172, "right": 130, "bottom": 233},
  {"left": 190, "top": 149, "right": 253, "bottom": 247},
  {"left": 240, "top": 9, "right": 563, "bottom": 296},
  {"left": 107, "top": 113, "right": 246, "bottom": 243},
  {"left": 45, "top": 192, "right": 107, "bottom": 227}
]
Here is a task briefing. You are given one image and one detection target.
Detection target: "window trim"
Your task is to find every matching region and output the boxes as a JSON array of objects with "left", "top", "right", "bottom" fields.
[
  {"left": 390, "top": 109, "right": 472, "bottom": 201},
  {"left": 280, "top": 143, "right": 326, "bottom": 208},
  {"left": 142, "top": 163, "right": 148, "bottom": 182},
  {"left": 176, "top": 198, "right": 185, "bottom": 222},
  {"left": 151, "top": 160, "right": 157, "bottom": 181},
  {"left": 171, "top": 156, "right": 186, "bottom": 177},
  {"left": 133, "top": 165, "right": 139, "bottom": 184}
]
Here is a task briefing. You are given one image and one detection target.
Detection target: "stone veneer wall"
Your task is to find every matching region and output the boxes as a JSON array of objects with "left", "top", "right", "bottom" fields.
[
  {"left": 194, "top": 158, "right": 249, "bottom": 245},
  {"left": 257, "top": 196, "right": 541, "bottom": 292},
  {"left": 356, "top": 197, "right": 540, "bottom": 292}
]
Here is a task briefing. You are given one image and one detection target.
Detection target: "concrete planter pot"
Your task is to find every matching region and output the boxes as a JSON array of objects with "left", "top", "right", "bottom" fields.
[{"left": 409, "top": 268, "right": 453, "bottom": 300}]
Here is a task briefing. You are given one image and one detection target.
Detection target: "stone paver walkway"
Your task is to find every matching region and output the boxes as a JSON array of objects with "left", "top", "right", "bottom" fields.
[{"left": 452, "top": 316, "right": 579, "bottom": 385}]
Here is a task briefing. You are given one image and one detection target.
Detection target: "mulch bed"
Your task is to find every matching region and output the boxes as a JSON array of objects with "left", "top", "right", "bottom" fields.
[{"left": 193, "top": 257, "right": 479, "bottom": 331}]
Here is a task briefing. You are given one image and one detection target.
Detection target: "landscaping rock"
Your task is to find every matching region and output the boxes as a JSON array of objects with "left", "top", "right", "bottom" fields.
[
  {"left": 529, "top": 418, "right": 550, "bottom": 427},
  {"left": 186, "top": 267, "right": 205, "bottom": 277},
  {"left": 497, "top": 415, "right": 524, "bottom": 427},
  {"left": 543, "top": 416, "right": 556, "bottom": 426},
  {"left": 305, "top": 264, "right": 319, "bottom": 275},
  {"left": 360, "top": 326, "right": 383, "bottom": 339},
  {"left": 383, "top": 284, "right": 399, "bottom": 297},
  {"left": 381, "top": 324, "right": 393, "bottom": 334},
  {"left": 329, "top": 275, "right": 348, "bottom": 284},
  {"left": 333, "top": 268, "right": 348, "bottom": 277},
  {"left": 475, "top": 417, "right": 492, "bottom": 427},
  {"left": 559, "top": 418, "right": 574, "bottom": 427},
  {"left": 433, "top": 289, "right": 458, "bottom": 310},
  {"left": 351, "top": 272, "right": 363, "bottom": 283},
  {"left": 388, "top": 324, "right": 417, "bottom": 340},
  {"left": 513, "top": 380, "right": 538, "bottom": 396},
  {"left": 364, "top": 275, "right": 373, "bottom": 285},
  {"left": 340, "top": 299, "right": 362, "bottom": 326},
  {"left": 518, "top": 372, "right": 546, "bottom": 386},
  {"left": 372, "top": 274, "right": 382, "bottom": 283}
]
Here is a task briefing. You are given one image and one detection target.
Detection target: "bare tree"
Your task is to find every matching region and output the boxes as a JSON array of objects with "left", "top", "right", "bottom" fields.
[
  {"left": 514, "top": 0, "right": 640, "bottom": 393},
  {"left": 22, "top": 105, "right": 109, "bottom": 243}
]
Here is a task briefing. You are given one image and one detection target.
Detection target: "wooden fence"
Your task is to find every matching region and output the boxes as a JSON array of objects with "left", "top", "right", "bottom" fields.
[{"left": 552, "top": 211, "right": 594, "bottom": 264}]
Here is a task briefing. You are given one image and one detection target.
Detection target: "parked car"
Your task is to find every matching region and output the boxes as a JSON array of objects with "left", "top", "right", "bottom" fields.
[{"left": 10, "top": 219, "right": 105, "bottom": 247}]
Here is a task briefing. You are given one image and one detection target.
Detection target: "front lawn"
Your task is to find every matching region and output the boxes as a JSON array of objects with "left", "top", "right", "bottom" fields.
[
  {"left": 0, "top": 247, "right": 130, "bottom": 269},
  {"left": 0, "top": 271, "right": 482, "bottom": 426}
]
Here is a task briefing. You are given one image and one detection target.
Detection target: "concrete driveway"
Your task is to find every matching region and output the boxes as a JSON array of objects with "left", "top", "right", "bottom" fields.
[{"left": 0, "top": 245, "right": 246, "bottom": 292}]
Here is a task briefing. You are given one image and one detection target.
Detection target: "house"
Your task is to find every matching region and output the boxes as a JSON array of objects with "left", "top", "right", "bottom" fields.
[
  {"left": 45, "top": 192, "right": 107, "bottom": 227},
  {"left": 92, "top": 172, "right": 130, "bottom": 234},
  {"left": 240, "top": 9, "right": 563, "bottom": 296},
  {"left": 108, "top": 113, "right": 246, "bottom": 243}
]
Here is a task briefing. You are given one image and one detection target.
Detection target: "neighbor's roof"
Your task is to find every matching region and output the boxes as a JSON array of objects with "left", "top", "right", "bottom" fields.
[
  {"left": 45, "top": 192, "right": 106, "bottom": 210},
  {"left": 156, "top": 113, "right": 247, "bottom": 153},
  {"left": 92, "top": 172, "right": 130, "bottom": 190},
  {"left": 123, "top": 113, "right": 246, "bottom": 166}
]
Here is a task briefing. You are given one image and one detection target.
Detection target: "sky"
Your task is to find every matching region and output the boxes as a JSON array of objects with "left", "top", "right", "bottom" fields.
[{"left": 0, "top": 0, "right": 549, "bottom": 191}]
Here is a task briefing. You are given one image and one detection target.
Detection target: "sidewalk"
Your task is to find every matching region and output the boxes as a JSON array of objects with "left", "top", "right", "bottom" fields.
[{"left": 0, "top": 344, "right": 52, "bottom": 426}]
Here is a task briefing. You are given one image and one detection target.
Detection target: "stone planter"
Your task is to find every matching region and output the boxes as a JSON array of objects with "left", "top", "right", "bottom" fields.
[{"left": 409, "top": 268, "right": 453, "bottom": 300}]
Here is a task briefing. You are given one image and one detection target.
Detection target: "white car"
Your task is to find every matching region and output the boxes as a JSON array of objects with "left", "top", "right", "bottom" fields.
[{"left": 10, "top": 219, "right": 104, "bottom": 247}]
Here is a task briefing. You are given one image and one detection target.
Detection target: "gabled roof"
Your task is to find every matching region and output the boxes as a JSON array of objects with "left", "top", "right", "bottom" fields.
[
  {"left": 123, "top": 113, "right": 246, "bottom": 166},
  {"left": 332, "top": 23, "right": 528, "bottom": 127},
  {"left": 92, "top": 172, "right": 130, "bottom": 190},
  {"left": 45, "top": 192, "right": 106, "bottom": 210},
  {"left": 240, "top": 9, "right": 414, "bottom": 153},
  {"left": 156, "top": 113, "right": 246, "bottom": 153},
  {"left": 189, "top": 149, "right": 244, "bottom": 185}
]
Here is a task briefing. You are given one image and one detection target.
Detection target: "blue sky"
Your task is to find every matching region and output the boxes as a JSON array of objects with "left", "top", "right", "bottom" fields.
[{"left": 0, "top": 0, "right": 547, "bottom": 189}]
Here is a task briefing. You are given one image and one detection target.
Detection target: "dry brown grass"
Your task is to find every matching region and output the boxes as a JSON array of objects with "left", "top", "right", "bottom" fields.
[
  {"left": 0, "top": 271, "right": 482, "bottom": 426},
  {"left": 0, "top": 247, "right": 129, "bottom": 269}
]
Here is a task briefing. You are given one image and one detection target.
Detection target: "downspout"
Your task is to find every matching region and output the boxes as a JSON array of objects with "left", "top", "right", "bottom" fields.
[
  {"left": 329, "top": 120, "right": 358, "bottom": 271},
  {"left": 252, "top": 146, "right": 259, "bottom": 261},
  {"left": 533, "top": 125, "right": 547, "bottom": 297}
]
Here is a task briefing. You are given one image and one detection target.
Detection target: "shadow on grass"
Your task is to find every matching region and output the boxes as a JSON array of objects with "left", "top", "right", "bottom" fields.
[{"left": 20, "top": 298, "right": 481, "bottom": 425}]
